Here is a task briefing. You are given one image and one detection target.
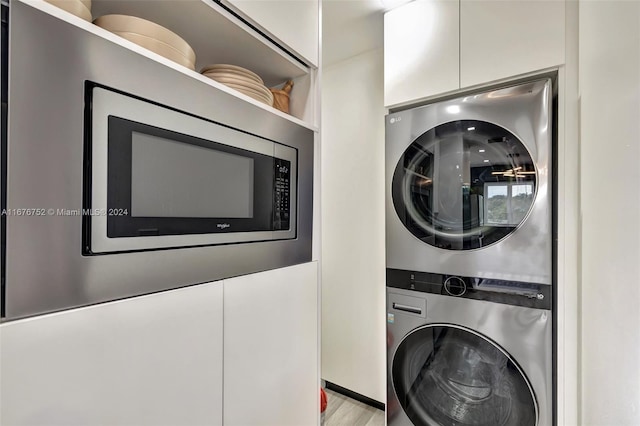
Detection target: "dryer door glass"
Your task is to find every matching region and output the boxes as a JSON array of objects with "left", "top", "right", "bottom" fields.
[
  {"left": 391, "top": 325, "right": 537, "bottom": 426},
  {"left": 391, "top": 120, "right": 536, "bottom": 250}
]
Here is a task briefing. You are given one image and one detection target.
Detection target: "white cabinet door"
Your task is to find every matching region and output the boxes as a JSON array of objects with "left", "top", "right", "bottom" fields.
[
  {"left": 384, "top": 0, "right": 460, "bottom": 107},
  {"left": 321, "top": 50, "right": 386, "bottom": 402},
  {"left": 460, "top": 0, "right": 565, "bottom": 87},
  {"left": 224, "top": 0, "right": 319, "bottom": 67},
  {"left": 0, "top": 281, "right": 223, "bottom": 426},
  {"left": 224, "top": 262, "right": 318, "bottom": 426}
]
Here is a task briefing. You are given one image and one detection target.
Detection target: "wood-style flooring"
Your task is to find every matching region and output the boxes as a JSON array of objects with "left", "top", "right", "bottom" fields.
[{"left": 323, "top": 389, "right": 385, "bottom": 426}]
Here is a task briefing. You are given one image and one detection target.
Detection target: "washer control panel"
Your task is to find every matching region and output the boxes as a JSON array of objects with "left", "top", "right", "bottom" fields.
[{"left": 386, "top": 268, "right": 551, "bottom": 310}]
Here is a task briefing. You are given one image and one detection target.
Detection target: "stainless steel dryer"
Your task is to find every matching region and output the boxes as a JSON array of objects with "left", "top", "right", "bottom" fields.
[
  {"left": 386, "top": 272, "right": 552, "bottom": 426},
  {"left": 385, "top": 79, "right": 552, "bottom": 284}
]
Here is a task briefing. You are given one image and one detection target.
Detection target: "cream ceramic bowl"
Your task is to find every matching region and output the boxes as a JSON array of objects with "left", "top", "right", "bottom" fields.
[
  {"left": 93, "top": 14, "right": 196, "bottom": 64},
  {"left": 203, "top": 71, "right": 264, "bottom": 88},
  {"left": 229, "top": 87, "right": 273, "bottom": 106},
  {"left": 225, "top": 84, "right": 273, "bottom": 104},
  {"left": 200, "top": 64, "right": 263, "bottom": 85},
  {"left": 203, "top": 73, "right": 272, "bottom": 96},
  {"left": 45, "top": 0, "right": 92, "bottom": 21},
  {"left": 112, "top": 30, "right": 195, "bottom": 70},
  {"left": 201, "top": 73, "right": 274, "bottom": 105}
]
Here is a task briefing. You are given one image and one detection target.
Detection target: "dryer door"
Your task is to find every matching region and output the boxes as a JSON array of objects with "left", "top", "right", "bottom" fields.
[
  {"left": 391, "top": 324, "right": 537, "bottom": 426},
  {"left": 391, "top": 120, "right": 537, "bottom": 250}
]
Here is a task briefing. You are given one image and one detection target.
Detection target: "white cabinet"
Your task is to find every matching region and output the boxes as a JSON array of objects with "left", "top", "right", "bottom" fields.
[
  {"left": 0, "top": 281, "right": 224, "bottom": 426},
  {"left": 384, "top": 0, "right": 566, "bottom": 106},
  {"left": 223, "top": 262, "right": 319, "bottom": 426},
  {"left": 384, "top": 0, "right": 459, "bottom": 106},
  {"left": 0, "top": 263, "right": 321, "bottom": 426},
  {"left": 460, "top": 0, "right": 565, "bottom": 87},
  {"left": 223, "top": 0, "right": 319, "bottom": 67}
]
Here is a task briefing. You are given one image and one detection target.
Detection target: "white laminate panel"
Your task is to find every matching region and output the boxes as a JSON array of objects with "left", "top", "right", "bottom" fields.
[
  {"left": 0, "top": 282, "right": 223, "bottom": 426},
  {"left": 320, "top": 49, "right": 386, "bottom": 403},
  {"left": 460, "top": 0, "right": 565, "bottom": 87},
  {"left": 384, "top": 0, "right": 460, "bottom": 106},
  {"left": 225, "top": 0, "right": 319, "bottom": 66},
  {"left": 579, "top": 1, "right": 640, "bottom": 424},
  {"left": 555, "top": 0, "right": 580, "bottom": 422},
  {"left": 223, "top": 262, "right": 319, "bottom": 426}
]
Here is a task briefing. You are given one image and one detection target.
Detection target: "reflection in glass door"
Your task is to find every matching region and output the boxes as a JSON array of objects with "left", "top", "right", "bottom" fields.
[
  {"left": 392, "top": 325, "right": 537, "bottom": 426},
  {"left": 485, "top": 182, "right": 534, "bottom": 226},
  {"left": 392, "top": 120, "right": 537, "bottom": 250}
]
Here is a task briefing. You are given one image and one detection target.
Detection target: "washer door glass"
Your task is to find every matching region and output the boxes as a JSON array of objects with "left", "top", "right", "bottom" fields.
[
  {"left": 392, "top": 325, "right": 537, "bottom": 426},
  {"left": 392, "top": 120, "right": 536, "bottom": 250}
]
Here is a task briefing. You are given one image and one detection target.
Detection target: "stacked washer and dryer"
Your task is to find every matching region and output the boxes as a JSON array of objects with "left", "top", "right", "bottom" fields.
[{"left": 385, "top": 79, "right": 554, "bottom": 426}]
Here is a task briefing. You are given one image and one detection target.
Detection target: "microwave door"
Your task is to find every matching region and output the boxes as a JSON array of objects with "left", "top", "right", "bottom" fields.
[
  {"left": 87, "top": 86, "right": 296, "bottom": 254},
  {"left": 105, "top": 118, "right": 275, "bottom": 238}
]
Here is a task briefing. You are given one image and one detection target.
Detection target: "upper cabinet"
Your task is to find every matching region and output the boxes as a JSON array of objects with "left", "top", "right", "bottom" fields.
[
  {"left": 384, "top": 0, "right": 566, "bottom": 107},
  {"left": 222, "top": 0, "right": 319, "bottom": 67},
  {"left": 384, "top": 0, "right": 459, "bottom": 107},
  {"left": 460, "top": 0, "right": 565, "bottom": 87}
]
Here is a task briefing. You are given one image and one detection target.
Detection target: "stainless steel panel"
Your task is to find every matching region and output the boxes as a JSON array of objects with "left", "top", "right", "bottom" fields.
[
  {"left": 0, "top": 4, "right": 5, "bottom": 316},
  {"left": 3, "top": 2, "right": 313, "bottom": 319},
  {"left": 386, "top": 288, "right": 552, "bottom": 426},
  {"left": 385, "top": 79, "right": 552, "bottom": 284}
]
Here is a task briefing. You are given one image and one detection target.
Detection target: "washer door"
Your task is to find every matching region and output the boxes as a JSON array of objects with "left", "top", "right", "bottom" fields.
[
  {"left": 392, "top": 324, "right": 537, "bottom": 426},
  {"left": 391, "top": 120, "right": 536, "bottom": 250}
]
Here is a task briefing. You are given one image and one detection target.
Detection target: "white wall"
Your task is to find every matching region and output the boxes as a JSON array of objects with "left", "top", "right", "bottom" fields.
[
  {"left": 579, "top": 1, "right": 640, "bottom": 424},
  {"left": 320, "top": 48, "right": 386, "bottom": 402}
]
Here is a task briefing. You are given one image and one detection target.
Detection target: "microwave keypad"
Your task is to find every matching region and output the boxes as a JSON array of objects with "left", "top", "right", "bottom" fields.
[{"left": 274, "top": 160, "right": 291, "bottom": 230}]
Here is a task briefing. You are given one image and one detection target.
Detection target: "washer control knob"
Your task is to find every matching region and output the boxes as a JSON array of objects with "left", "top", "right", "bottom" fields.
[
  {"left": 526, "top": 293, "right": 545, "bottom": 300},
  {"left": 444, "top": 276, "right": 467, "bottom": 297}
]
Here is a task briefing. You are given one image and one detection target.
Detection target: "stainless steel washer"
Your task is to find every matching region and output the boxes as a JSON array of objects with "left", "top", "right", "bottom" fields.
[
  {"left": 386, "top": 274, "right": 552, "bottom": 426},
  {"left": 385, "top": 79, "right": 554, "bottom": 425},
  {"left": 385, "top": 79, "right": 552, "bottom": 284}
]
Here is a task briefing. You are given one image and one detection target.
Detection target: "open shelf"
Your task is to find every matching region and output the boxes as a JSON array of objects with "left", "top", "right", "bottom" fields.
[
  {"left": 91, "top": 0, "right": 309, "bottom": 86},
  {"left": 21, "top": 0, "right": 317, "bottom": 129}
]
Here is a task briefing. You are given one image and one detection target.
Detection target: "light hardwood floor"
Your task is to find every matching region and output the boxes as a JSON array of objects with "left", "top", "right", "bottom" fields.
[{"left": 323, "top": 389, "right": 385, "bottom": 426}]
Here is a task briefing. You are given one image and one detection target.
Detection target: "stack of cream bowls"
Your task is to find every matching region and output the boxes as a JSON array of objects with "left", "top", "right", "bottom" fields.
[
  {"left": 45, "top": 0, "right": 92, "bottom": 21},
  {"left": 201, "top": 64, "right": 274, "bottom": 107},
  {"left": 93, "top": 15, "right": 196, "bottom": 70}
]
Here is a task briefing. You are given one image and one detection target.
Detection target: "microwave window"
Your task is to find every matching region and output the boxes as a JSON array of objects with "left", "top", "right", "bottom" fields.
[{"left": 130, "top": 132, "right": 254, "bottom": 218}]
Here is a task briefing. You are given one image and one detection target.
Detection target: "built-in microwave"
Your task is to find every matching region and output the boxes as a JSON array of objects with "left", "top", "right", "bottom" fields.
[
  {"left": 86, "top": 85, "right": 298, "bottom": 254},
  {"left": 1, "top": 0, "right": 314, "bottom": 320}
]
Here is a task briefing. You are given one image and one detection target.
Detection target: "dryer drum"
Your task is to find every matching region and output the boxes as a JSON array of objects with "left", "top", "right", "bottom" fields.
[
  {"left": 391, "top": 120, "right": 537, "bottom": 251},
  {"left": 392, "top": 325, "right": 537, "bottom": 426}
]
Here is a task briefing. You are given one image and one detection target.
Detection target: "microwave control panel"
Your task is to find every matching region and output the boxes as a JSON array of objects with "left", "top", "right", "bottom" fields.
[{"left": 274, "top": 159, "right": 291, "bottom": 230}]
